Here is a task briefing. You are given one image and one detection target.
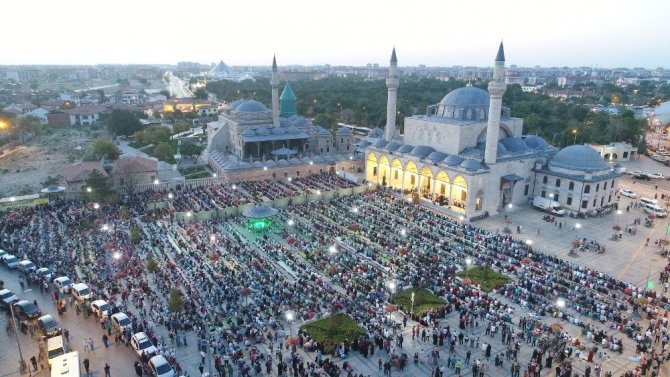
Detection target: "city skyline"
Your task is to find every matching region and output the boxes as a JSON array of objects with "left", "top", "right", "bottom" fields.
[{"left": 2, "top": 0, "right": 669, "bottom": 69}]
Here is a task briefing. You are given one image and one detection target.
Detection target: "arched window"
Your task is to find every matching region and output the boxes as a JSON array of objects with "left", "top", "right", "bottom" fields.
[
  {"left": 584, "top": 185, "right": 591, "bottom": 194},
  {"left": 542, "top": 176, "right": 548, "bottom": 184},
  {"left": 555, "top": 179, "right": 561, "bottom": 187},
  {"left": 569, "top": 182, "right": 574, "bottom": 191}
]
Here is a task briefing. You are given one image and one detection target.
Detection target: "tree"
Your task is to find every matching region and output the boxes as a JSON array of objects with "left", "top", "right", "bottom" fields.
[
  {"left": 172, "top": 120, "right": 192, "bottom": 134},
  {"left": 97, "top": 89, "right": 108, "bottom": 104},
  {"left": 103, "top": 109, "right": 144, "bottom": 136},
  {"left": 314, "top": 113, "right": 337, "bottom": 131},
  {"left": 16, "top": 116, "right": 42, "bottom": 139},
  {"left": 82, "top": 170, "right": 113, "bottom": 202},
  {"left": 194, "top": 88, "right": 209, "bottom": 100},
  {"left": 113, "top": 159, "right": 148, "bottom": 195},
  {"left": 146, "top": 254, "right": 158, "bottom": 273},
  {"left": 168, "top": 289, "right": 184, "bottom": 313},
  {"left": 130, "top": 225, "right": 142, "bottom": 244},
  {"left": 180, "top": 142, "right": 203, "bottom": 158},
  {"left": 90, "top": 138, "right": 121, "bottom": 160},
  {"left": 153, "top": 142, "right": 174, "bottom": 162}
]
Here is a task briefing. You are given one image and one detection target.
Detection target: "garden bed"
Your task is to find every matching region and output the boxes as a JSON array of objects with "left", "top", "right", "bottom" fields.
[
  {"left": 391, "top": 287, "right": 446, "bottom": 317},
  {"left": 457, "top": 266, "right": 509, "bottom": 292},
  {"left": 301, "top": 313, "right": 366, "bottom": 354}
]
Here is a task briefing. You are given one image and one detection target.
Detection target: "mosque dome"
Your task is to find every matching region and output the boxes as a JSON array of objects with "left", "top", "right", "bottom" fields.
[
  {"left": 384, "top": 142, "right": 402, "bottom": 152},
  {"left": 436, "top": 86, "right": 490, "bottom": 122},
  {"left": 228, "top": 99, "right": 245, "bottom": 110},
  {"left": 549, "top": 145, "right": 609, "bottom": 172},
  {"left": 240, "top": 129, "right": 256, "bottom": 137},
  {"left": 460, "top": 159, "right": 482, "bottom": 171},
  {"left": 374, "top": 139, "right": 389, "bottom": 148},
  {"left": 286, "top": 126, "right": 301, "bottom": 134},
  {"left": 426, "top": 151, "right": 447, "bottom": 162},
  {"left": 522, "top": 135, "right": 549, "bottom": 149},
  {"left": 499, "top": 137, "right": 529, "bottom": 153},
  {"left": 397, "top": 144, "right": 414, "bottom": 154},
  {"left": 256, "top": 127, "right": 270, "bottom": 136},
  {"left": 271, "top": 127, "right": 286, "bottom": 135},
  {"left": 264, "top": 160, "right": 277, "bottom": 168},
  {"left": 235, "top": 100, "right": 269, "bottom": 113},
  {"left": 410, "top": 145, "right": 435, "bottom": 158},
  {"left": 336, "top": 127, "right": 353, "bottom": 135},
  {"left": 444, "top": 155, "right": 464, "bottom": 166}
]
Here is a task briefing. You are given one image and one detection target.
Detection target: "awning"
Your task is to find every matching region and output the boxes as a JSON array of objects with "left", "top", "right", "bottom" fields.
[{"left": 501, "top": 174, "right": 524, "bottom": 182}]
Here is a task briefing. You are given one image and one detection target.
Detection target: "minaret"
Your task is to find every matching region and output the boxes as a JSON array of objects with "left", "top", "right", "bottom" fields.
[
  {"left": 270, "top": 55, "right": 280, "bottom": 127},
  {"left": 484, "top": 42, "right": 507, "bottom": 165},
  {"left": 385, "top": 48, "right": 399, "bottom": 141}
]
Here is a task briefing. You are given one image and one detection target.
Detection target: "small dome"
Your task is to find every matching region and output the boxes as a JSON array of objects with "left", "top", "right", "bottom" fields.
[
  {"left": 312, "top": 155, "right": 324, "bottom": 163},
  {"left": 426, "top": 151, "right": 447, "bottom": 162},
  {"left": 252, "top": 161, "right": 264, "bottom": 168},
  {"left": 444, "top": 155, "right": 464, "bottom": 166},
  {"left": 227, "top": 99, "right": 245, "bottom": 110},
  {"left": 411, "top": 145, "right": 435, "bottom": 158},
  {"left": 286, "top": 126, "right": 300, "bottom": 134},
  {"left": 271, "top": 127, "right": 286, "bottom": 135},
  {"left": 397, "top": 144, "right": 414, "bottom": 154},
  {"left": 336, "top": 127, "right": 353, "bottom": 135},
  {"left": 277, "top": 159, "right": 289, "bottom": 166},
  {"left": 523, "top": 135, "right": 549, "bottom": 149},
  {"left": 314, "top": 126, "right": 331, "bottom": 136},
  {"left": 549, "top": 145, "right": 609, "bottom": 172},
  {"left": 256, "top": 127, "right": 270, "bottom": 135},
  {"left": 264, "top": 160, "right": 277, "bottom": 168},
  {"left": 300, "top": 156, "right": 311, "bottom": 164},
  {"left": 460, "top": 159, "right": 482, "bottom": 170},
  {"left": 240, "top": 129, "right": 256, "bottom": 137},
  {"left": 500, "top": 137, "right": 529, "bottom": 153},
  {"left": 358, "top": 140, "right": 371, "bottom": 148},
  {"left": 238, "top": 161, "right": 251, "bottom": 169},
  {"left": 289, "top": 158, "right": 302, "bottom": 165},
  {"left": 235, "top": 100, "right": 269, "bottom": 113},
  {"left": 384, "top": 142, "right": 402, "bottom": 152},
  {"left": 374, "top": 139, "right": 389, "bottom": 148}
]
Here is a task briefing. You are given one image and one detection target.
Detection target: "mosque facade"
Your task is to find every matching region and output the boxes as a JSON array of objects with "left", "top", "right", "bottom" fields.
[
  {"left": 206, "top": 56, "right": 360, "bottom": 182},
  {"left": 365, "top": 44, "right": 621, "bottom": 217}
]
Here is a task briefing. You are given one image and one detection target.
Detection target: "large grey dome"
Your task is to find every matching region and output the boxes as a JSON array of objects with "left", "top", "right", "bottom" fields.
[
  {"left": 437, "top": 86, "right": 490, "bottom": 121},
  {"left": 549, "top": 145, "right": 609, "bottom": 172},
  {"left": 235, "top": 100, "right": 269, "bottom": 113},
  {"left": 523, "top": 135, "right": 548, "bottom": 149},
  {"left": 228, "top": 99, "right": 245, "bottom": 110}
]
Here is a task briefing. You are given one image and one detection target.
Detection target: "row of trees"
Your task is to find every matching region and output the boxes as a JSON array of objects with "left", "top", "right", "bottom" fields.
[{"left": 206, "top": 76, "right": 650, "bottom": 147}]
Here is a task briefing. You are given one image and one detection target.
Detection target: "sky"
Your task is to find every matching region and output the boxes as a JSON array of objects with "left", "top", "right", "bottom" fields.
[{"left": 3, "top": 0, "right": 668, "bottom": 68}]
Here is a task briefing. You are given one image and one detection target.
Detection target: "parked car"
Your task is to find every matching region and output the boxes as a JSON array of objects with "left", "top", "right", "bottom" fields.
[
  {"left": 131, "top": 332, "right": 158, "bottom": 358},
  {"left": 37, "top": 267, "right": 53, "bottom": 281},
  {"left": 37, "top": 314, "right": 62, "bottom": 338},
  {"left": 0, "top": 288, "right": 19, "bottom": 308},
  {"left": 619, "top": 189, "right": 638, "bottom": 199},
  {"left": 650, "top": 173, "right": 665, "bottom": 179},
  {"left": 633, "top": 172, "right": 651, "bottom": 180},
  {"left": 0, "top": 249, "right": 7, "bottom": 260},
  {"left": 71, "top": 283, "right": 92, "bottom": 302},
  {"left": 12, "top": 300, "right": 42, "bottom": 320},
  {"left": 90, "top": 299, "right": 112, "bottom": 318},
  {"left": 149, "top": 355, "right": 175, "bottom": 377},
  {"left": 3, "top": 254, "right": 20, "bottom": 269},
  {"left": 18, "top": 260, "right": 37, "bottom": 274},
  {"left": 111, "top": 312, "right": 132, "bottom": 332},
  {"left": 53, "top": 276, "right": 74, "bottom": 293}
]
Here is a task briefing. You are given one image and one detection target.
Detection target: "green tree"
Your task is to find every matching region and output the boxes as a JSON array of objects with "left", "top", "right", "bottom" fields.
[
  {"left": 180, "top": 142, "right": 203, "bottom": 158},
  {"left": 16, "top": 116, "right": 42, "bottom": 138},
  {"left": 82, "top": 170, "right": 113, "bottom": 202},
  {"left": 90, "top": 138, "right": 121, "bottom": 160},
  {"left": 168, "top": 289, "right": 184, "bottom": 313},
  {"left": 103, "top": 109, "right": 145, "bottom": 136},
  {"left": 146, "top": 254, "right": 158, "bottom": 273},
  {"left": 97, "top": 89, "right": 108, "bottom": 104},
  {"left": 153, "top": 142, "right": 174, "bottom": 162},
  {"left": 172, "top": 120, "right": 192, "bottom": 134},
  {"left": 130, "top": 225, "right": 142, "bottom": 244},
  {"left": 194, "top": 88, "right": 209, "bottom": 100},
  {"left": 314, "top": 113, "right": 338, "bottom": 131}
]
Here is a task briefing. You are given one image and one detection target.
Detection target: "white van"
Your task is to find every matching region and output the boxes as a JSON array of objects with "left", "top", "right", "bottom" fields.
[
  {"left": 640, "top": 197, "right": 658, "bottom": 206},
  {"left": 71, "top": 283, "right": 92, "bottom": 302},
  {"left": 53, "top": 276, "right": 74, "bottom": 293},
  {"left": 644, "top": 203, "right": 668, "bottom": 218},
  {"left": 18, "top": 260, "right": 37, "bottom": 273},
  {"left": 50, "top": 351, "right": 79, "bottom": 377},
  {"left": 46, "top": 335, "right": 68, "bottom": 367}
]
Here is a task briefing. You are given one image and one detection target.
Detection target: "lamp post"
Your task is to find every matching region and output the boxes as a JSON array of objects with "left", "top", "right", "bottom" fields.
[
  {"left": 8, "top": 303, "right": 30, "bottom": 376},
  {"left": 556, "top": 297, "right": 566, "bottom": 318},
  {"left": 616, "top": 209, "right": 622, "bottom": 227},
  {"left": 337, "top": 102, "right": 342, "bottom": 121},
  {"left": 410, "top": 292, "right": 415, "bottom": 318},
  {"left": 572, "top": 129, "right": 577, "bottom": 145},
  {"left": 575, "top": 222, "right": 582, "bottom": 242},
  {"left": 465, "top": 257, "right": 472, "bottom": 281},
  {"left": 285, "top": 310, "right": 296, "bottom": 352}
]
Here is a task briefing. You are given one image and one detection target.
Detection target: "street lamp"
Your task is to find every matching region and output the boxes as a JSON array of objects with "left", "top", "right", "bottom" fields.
[
  {"left": 400, "top": 228, "right": 407, "bottom": 237},
  {"left": 328, "top": 245, "right": 337, "bottom": 255},
  {"left": 352, "top": 206, "right": 359, "bottom": 213},
  {"left": 285, "top": 310, "right": 296, "bottom": 352},
  {"left": 86, "top": 187, "right": 92, "bottom": 193},
  {"left": 616, "top": 209, "right": 622, "bottom": 227},
  {"left": 287, "top": 219, "right": 295, "bottom": 227},
  {"left": 168, "top": 193, "right": 174, "bottom": 199},
  {"left": 526, "top": 239, "right": 533, "bottom": 246},
  {"left": 575, "top": 222, "right": 582, "bottom": 240},
  {"left": 113, "top": 251, "right": 121, "bottom": 260},
  {"left": 102, "top": 224, "right": 109, "bottom": 232},
  {"left": 153, "top": 179, "right": 160, "bottom": 185},
  {"left": 410, "top": 292, "right": 415, "bottom": 318},
  {"left": 572, "top": 129, "right": 577, "bottom": 145},
  {"left": 93, "top": 203, "right": 100, "bottom": 210},
  {"left": 459, "top": 215, "right": 464, "bottom": 222},
  {"left": 465, "top": 257, "right": 472, "bottom": 281}
]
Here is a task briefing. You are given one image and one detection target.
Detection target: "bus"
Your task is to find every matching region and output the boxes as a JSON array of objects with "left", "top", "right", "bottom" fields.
[
  {"left": 50, "top": 351, "right": 80, "bottom": 377},
  {"left": 337, "top": 123, "right": 370, "bottom": 136}
]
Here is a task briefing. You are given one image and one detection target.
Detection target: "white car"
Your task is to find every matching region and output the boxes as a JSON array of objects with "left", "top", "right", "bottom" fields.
[
  {"left": 90, "top": 299, "right": 112, "bottom": 318},
  {"left": 149, "top": 355, "right": 175, "bottom": 377},
  {"left": 650, "top": 173, "right": 664, "bottom": 179},
  {"left": 18, "top": 260, "right": 37, "bottom": 273},
  {"left": 53, "top": 276, "right": 74, "bottom": 293},
  {"left": 0, "top": 288, "right": 19, "bottom": 308},
  {"left": 619, "top": 189, "right": 637, "bottom": 199},
  {"left": 37, "top": 267, "right": 53, "bottom": 281},
  {"left": 3, "top": 254, "right": 19, "bottom": 269},
  {"left": 131, "top": 332, "right": 158, "bottom": 358},
  {"left": 111, "top": 312, "right": 132, "bottom": 332},
  {"left": 71, "top": 283, "right": 92, "bottom": 302}
]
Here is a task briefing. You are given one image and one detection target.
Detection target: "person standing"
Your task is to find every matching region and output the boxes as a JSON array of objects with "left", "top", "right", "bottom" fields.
[
  {"left": 134, "top": 361, "right": 142, "bottom": 377},
  {"left": 102, "top": 334, "right": 108, "bottom": 348},
  {"left": 30, "top": 356, "right": 38, "bottom": 371},
  {"left": 104, "top": 363, "right": 110, "bottom": 377},
  {"left": 83, "top": 359, "right": 90, "bottom": 376}
]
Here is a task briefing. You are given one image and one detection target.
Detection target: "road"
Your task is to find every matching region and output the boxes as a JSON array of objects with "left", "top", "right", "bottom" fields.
[{"left": 165, "top": 72, "right": 193, "bottom": 99}]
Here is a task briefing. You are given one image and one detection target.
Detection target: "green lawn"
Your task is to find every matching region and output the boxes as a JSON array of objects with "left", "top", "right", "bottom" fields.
[
  {"left": 457, "top": 266, "right": 510, "bottom": 292},
  {"left": 391, "top": 287, "right": 446, "bottom": 317},
  {"left": 180, "top": 166, "right": 212, "bottom": 179},
  {"left": 301, "top": 313, "right": 366, "bottom": 354}
]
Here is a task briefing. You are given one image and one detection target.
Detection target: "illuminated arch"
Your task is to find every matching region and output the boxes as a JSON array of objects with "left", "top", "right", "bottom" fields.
[
  {"left": 419, "top": 165, "right": 434, "bottom": 196},
  {"left": 378, "top": 155, "right": 390, "bottom": 186},
  {"left": 451, "top": 175, "right": 468, "bottom": 213},
  {"left": 403, "top": 161, "right": 418, "bottom": 191},
  {"left": 390, "top": 158, "right": 403, "bottom": 188},
  {"left": 366, "top": 152, "right": 378, "bottom": 183},
  {"left": 435, "top": 170, "right": 451, "bottom": 202}
]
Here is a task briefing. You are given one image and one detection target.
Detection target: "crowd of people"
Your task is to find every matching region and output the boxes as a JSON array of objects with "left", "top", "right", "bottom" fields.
[{"left": 1, "top": 175, "right": 669, "bottom": 377}]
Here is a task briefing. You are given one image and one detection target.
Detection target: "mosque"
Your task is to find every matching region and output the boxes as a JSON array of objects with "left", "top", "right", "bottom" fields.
[
  {"left": 206, "top": 56, "right": 359, "bottom": 182},
  {"left": 365, "top": 43, "right": 622, "bottom": 217}
]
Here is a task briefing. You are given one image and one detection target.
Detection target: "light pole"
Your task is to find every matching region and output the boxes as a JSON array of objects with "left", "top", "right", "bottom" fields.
[
  {"left": 575, "top": 222, "right": 582, "bottom": 241},
  {"left": 616, "top": 209, "right": 622, "bottom": 227},
  {"left": 285, "top": 310, "right": 296, "bottom": 352},
  {"left": 556, "top": 297, "right": 565, "bottom": 318},
  {"left": 465, "top": 257, "right": 472, "bottom": 281},
  {"left": 9, "top": 303, "right": 30, "bottom": 376},
  {"left": 410, "top": 291, "right": 415, "bottom": 318},
  {"left": 572, "top": 129, "right": 577, "bottom": 145}
]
